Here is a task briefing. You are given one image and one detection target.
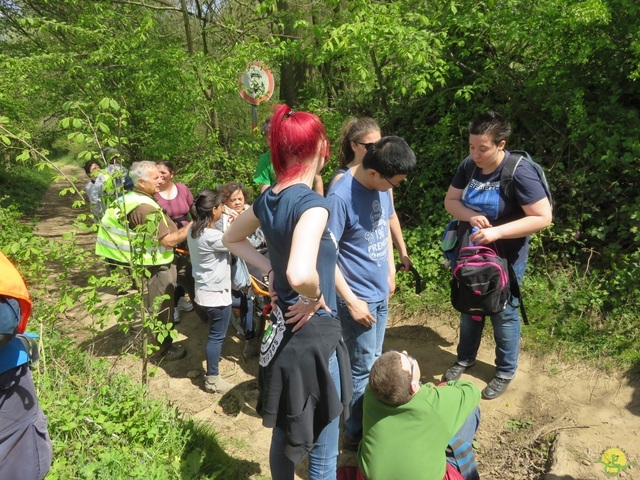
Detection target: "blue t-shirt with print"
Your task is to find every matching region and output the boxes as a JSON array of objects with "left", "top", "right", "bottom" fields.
[
  {"left": 450, "top": 150, "right": 548, "bottom": 264},
  {"left": 253, "top": 184, "right": 337, "bottom": 316},
  {"left": 326, "top": 170, "right": 394, "bottom": 303}
]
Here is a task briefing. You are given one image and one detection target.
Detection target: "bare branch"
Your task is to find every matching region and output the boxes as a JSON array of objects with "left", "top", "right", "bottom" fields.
[{"left": 108, "top": 0, "right": 183, "bottom": 13}]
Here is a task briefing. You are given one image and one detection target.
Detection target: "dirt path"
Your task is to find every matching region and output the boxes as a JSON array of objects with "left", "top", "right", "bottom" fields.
[{"left": 38, "top": 164, "right": 640, "bottom": 480}]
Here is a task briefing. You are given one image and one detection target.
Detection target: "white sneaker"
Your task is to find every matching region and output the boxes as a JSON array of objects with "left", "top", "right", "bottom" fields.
[
  {"left": 173, "top": 308, "right": 181, "bottom": 324},
  {"left": 176, "top": 296, "right": 194, "bottom": 312}
]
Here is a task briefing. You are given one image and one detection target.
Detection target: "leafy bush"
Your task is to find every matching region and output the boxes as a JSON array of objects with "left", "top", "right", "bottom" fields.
[
  {"left": 37, "top": 331, "right": 249, "bottom": 479},
  {"left": 0, "top": 164, "right": 54, "bottom": 215}
]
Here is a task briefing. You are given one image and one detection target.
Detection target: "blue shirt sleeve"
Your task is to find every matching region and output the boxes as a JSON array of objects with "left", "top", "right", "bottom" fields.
[{"left": 326, "top": 193, "right": 347, "bottom": 242}]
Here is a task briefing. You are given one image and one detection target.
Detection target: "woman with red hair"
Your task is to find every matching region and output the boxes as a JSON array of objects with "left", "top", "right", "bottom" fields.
[{"left": 223, "top": 105, "right": 350, "bottom": 479}]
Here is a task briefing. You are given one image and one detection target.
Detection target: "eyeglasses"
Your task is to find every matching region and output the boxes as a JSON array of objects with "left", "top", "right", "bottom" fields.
[
  {"left": 391, "top": 350, "right": 415, "bottom": 387},
  {"left": 381, "top": 175, "right": 401, "bottom": 189},
  {"left": 356, "top": 141, "right": 375, "bottom": 149}
]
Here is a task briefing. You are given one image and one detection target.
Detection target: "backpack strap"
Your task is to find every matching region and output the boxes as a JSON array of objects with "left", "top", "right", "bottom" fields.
[
  {"left": 507, "top": 263, "right": 529, "bottom": 325},
  {"left": 500, "top": 151, "right": 527, "bottom": 203},
  {"left": 17, "top": 334, "right": 39, "bottom": 365}
]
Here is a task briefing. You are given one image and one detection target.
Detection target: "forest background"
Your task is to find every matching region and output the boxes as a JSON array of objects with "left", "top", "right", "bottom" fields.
[{"left": 0, "top": 0, "right": 639, "bottom": 478}]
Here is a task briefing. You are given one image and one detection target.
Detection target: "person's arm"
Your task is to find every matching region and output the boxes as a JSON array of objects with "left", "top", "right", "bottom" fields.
[
  {"left": 222, "top": 205, "right": 271, "bottom": 274},
  {"left": 389, "top": 212, "right": 411, "bottom": 271},
  {"left": 470, "top": 197, "right": 552, "bottom": 246},
  {"left": 335, "top": 266, "right": 376, "bottom": 327},
  {"left": 159, "top": 222, "right": 191, "bottom": 248},
  {"left": 387, "top": 220, "right": 396, "bottom": 298},
  {"left": 444, "top": 185, "right": 492, "bottom": 228},
  {"left": 388, "top": 190, "right": 411, "bottom": 270},
  {"left": 259, "top": 183, "right": 269, "bottom": 193},
  {"left": 327, "top": 192, "right": 377, "bottom": 326},
  {"left": 209, "top": 229, "right": 229, "bottom": 252},
  {"left": 284, "top": 207, "right": 331, "bottom": 331},
  {"left": 313, "top": 174, "right": 324, "bottom": 196}
]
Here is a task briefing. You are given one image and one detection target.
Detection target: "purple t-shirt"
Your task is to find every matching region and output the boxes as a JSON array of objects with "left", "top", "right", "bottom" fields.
[{"left": 154, "top": 182, "right": 193, "bottom": 228}]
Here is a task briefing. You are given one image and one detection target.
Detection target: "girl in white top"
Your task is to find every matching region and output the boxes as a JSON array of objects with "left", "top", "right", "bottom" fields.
[{"left": 186, "top": 188, "right": 234, "bottom": 394}]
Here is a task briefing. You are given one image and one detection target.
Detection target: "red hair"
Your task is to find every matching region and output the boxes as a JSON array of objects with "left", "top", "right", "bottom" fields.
[{"left": 269, "top": 104, "right": 329, "bottom": 183}]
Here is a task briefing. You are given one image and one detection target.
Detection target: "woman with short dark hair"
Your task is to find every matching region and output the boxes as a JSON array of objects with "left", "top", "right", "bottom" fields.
[{"left": 443, "top": 111, "right": 552, "bottom": 399}]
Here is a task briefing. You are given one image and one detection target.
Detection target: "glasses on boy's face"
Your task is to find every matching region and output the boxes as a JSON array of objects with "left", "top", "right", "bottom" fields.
[
  {"left": 391, "top": 350, "right": 415, "bottom": 386},
  {"left": 381, "top": 175, "right": 401, "bottom": 189}
]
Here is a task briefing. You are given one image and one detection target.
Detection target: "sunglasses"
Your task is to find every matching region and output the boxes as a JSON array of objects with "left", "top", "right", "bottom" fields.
[{"left": 356, "top": 141, "right": 375, "bottom": 149}]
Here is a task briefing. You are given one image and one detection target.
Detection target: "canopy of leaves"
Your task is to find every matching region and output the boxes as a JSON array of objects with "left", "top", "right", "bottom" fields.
[{"left": 1, "top": 0, "right": 639, "bottom": 351}]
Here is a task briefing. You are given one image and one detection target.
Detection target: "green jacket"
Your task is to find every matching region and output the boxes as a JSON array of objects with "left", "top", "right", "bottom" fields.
[{"left": 359, "top": 380, "right": 480, "bottom": 480}]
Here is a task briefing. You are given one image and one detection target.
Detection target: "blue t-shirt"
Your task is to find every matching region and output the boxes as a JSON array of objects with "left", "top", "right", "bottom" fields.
[
  {"left": 326, "top": 171, "right": 394, "bottom": 302},
  {"left": 253, "top": 184, "right": 337, "bottom": 316},
  {"left": 450, "top": 150, "right": 547, "bottom": 264}
]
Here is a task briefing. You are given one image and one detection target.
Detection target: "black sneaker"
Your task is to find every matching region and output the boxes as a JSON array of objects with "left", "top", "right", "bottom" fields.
[
  {"left": 154, "top": 345, "right": 187, "bottom": 362},
  {"left": 442, "top": 362, "right": 473, "bottom": 383},
  {"left": 482, "top": 377, "right": 511, "bottom": 400}
]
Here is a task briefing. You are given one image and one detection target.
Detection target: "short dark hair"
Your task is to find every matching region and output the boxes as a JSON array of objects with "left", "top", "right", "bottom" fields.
[
  {"left": 468, "top": 110, "right": 511, "bottom": 145},
  {"left": 362, "top": 136, "right": 416, "bottom": 178},
  {"left": 369, "top": 351, "right": 412, "bottom": 406},
  {"left": 83, "top": 159, "right": 100, "bottom": 176},
  {"left": 219, "top": 181, "right": 251, "bottom": 205}
]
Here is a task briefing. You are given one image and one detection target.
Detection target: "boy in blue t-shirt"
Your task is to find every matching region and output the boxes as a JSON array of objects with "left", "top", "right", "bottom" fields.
[{"left": 326, "top": 136, "right": 416, "bottom": 450}]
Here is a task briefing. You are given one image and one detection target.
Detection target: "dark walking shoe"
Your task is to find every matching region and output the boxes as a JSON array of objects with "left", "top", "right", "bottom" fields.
[
  {"left": 442, "top": 362, "right": 473, "bottom": 383},
  {"left": 243, "top": 336, "right": 261, "bottom": 359},
  {"left": 154, "top": 345, "right": 187, "bottom": 362},
  {"left": 482, "top": 377, "right": 511, "bottom": 400}
]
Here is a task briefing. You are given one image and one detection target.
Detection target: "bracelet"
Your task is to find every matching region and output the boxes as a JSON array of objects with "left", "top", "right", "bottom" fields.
[{"left": 299, "top": 290, "right": 322, "bottom": 305}]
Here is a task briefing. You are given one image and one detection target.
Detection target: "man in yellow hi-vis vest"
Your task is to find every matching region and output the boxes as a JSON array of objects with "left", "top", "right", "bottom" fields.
[{"left": 96, "top": 161, "right": 191, "bottom": 361}]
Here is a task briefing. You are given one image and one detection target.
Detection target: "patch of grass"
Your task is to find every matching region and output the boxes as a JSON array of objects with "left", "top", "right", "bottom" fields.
[
  {"left": 37, "top": 330, "right": 259, "bottom": 479},
  {"left": 0, "top": 161, "right": 56, "bottom": 215}
]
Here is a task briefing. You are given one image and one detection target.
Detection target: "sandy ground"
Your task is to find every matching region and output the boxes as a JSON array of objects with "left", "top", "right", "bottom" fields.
[{"left": 35, "top": 164, "right": 640, "bottom": 480}]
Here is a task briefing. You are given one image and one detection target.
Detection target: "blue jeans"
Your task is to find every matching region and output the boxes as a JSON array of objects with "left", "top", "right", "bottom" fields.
[
  {"left": 202, "top": 304, "right": 232, "bottom": 376},
  {"left": 269, "top": 352, "right": 341, "bottom": 480},
  {"left": 232, "top": 289, "right": 255, "bottom": 337},
  {"left": 456, "top": 261, "right": 526, "bottom": 379},
  {"left": 338, "top": 297, "right": 388, "bottom": 440}
]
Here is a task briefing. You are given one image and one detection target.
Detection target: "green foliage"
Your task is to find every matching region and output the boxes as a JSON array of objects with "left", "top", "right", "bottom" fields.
[
  {"left": 0, "top": 166, "right": 53, "bottom": 216},
  {"left": 1, "top": 151, "right": 255, "bottom": 479},
  {"left": 37, "top": 332, "right": 249, "bottom": 479},
  {"left": 505, "top": 418, "right": 534, "bottom": 433},
  {"left": 0, "top": 0, "right": 638, "bottom": 382}
]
